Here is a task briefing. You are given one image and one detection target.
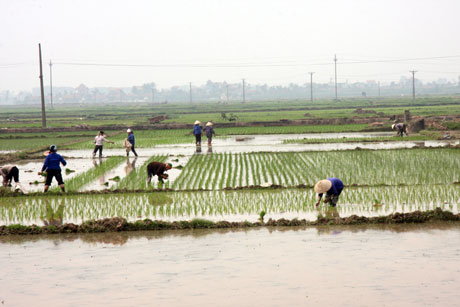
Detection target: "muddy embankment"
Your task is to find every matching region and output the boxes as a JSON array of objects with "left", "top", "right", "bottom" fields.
[
  {"left": 2, "top": 115, "right": 459, "bottom": 134},
  {"left": 1, "top": 208, "right": 458, "bottom": 236},
  {"left": 0, "top": 116, "right": 401, "bottom": 134}
]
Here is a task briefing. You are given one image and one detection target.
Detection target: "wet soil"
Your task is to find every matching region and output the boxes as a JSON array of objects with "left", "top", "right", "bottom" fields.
[{"left": 0, "top": 208, "right": 458, "bottom": 235}]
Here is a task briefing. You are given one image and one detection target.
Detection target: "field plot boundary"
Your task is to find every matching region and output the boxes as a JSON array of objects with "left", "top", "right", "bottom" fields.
[{"left": 0, "top": 208, "right": 459, "bottom": 236}]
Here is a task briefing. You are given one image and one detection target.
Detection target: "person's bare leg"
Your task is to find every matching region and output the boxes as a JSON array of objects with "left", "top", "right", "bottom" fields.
[
  {"left": 59, "top": 184, "right": 65, "bottom": 192},
  {"left": 44, "top": 185, "right": 49, "bottom": 193}
]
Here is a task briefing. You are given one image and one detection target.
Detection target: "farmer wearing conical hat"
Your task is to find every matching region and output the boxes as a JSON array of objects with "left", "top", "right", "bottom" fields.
[
  {"left": 203, "top": 121, "right": 215, "bottom": 146},
  {"left": 314, "top": 178, "right": 344, "bottom": 207},
  {"left": 193, "top": 121, "right": 202, "bottom": 145}
]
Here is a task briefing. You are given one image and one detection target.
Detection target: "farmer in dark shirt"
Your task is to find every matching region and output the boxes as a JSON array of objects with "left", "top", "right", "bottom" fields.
[
  {"left": 0, "top": 165, "right": 20, "bottom": 187},
  {"left": 193, "top": 121, "right": 202, "bottom": 145},
  {"left": 38, "top": 145, "right": 67, "bottom": 192},
  {"left": 314, "top": 178, "right": 344, "bottom": 207},
  {"left": 203, "top": 122, "right": 216, "bottom": 146},
  {"left": 147, "top": 162, "right": 172, "bottom": 185}
]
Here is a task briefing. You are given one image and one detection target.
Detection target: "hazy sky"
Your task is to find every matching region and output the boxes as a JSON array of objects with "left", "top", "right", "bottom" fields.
[{"left": 2, "top": 0, "right": 460, "bottom": 91}]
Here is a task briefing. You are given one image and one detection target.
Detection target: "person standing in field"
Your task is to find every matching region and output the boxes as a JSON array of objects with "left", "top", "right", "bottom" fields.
[
  {"left": 314, "top": 178, "right": 344, "bottom": 207},
  {"left": 93, "top": 130, "right": 114, "bottom": 158},
  {"left": 38, "top": 145, "right": 67, "bottom": 193},
  {"left": 126, "top": 129, "right": 138, "bottom": 157},
  {"left": 392, "top": 123, "right": 408, "bottom": 137},
  {"left": 203, "top": 122, "right": 215, "bottom": 146},
  {"left": 193, "top": 121, "right": 202, "bottom": 145},
  {"left": 0, "top": 165, "right": 20, "bottom": 187},
  {"left": 147, "top": 161, "right": 172, "bottom": 185}
]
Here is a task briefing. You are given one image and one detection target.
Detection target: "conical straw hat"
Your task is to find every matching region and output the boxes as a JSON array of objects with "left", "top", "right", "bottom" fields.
[
  {"left": 194, "top": 120, "right": 201, "bottom": 125},
  {"left": 314, "top": 179, "right": 332, "bottom": 193}
]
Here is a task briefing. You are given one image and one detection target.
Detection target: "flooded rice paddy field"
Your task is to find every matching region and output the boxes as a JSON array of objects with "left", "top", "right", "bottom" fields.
[
  {"left": 3, "top": 132, "right": 460, "bottom": 306},
  {"left": 19, "top": 147, "right": 460, "bottom": 193},
  {"left": 1, "top": 224, "right": 460, "bottom": 306},
  {"left": 1, "top": 186, "right": 459, "bottom": 226}
]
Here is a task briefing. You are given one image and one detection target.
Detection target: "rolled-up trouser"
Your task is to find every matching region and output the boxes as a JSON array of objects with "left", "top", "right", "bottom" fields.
[
  {"left": 93, "top": 145, "right": 103, "bottom": 156},
  {"left": 128, "top": 145, "right": 138, "bottom": 156},
  {"left": 45, "top": 169, "right": 64, "bottom": 186}
]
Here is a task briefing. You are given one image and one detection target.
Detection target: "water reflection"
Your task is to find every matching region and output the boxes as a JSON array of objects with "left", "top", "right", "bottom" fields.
[
  {"left": 92, "top": 157, "right": 105, "bottom": 184},
  {"left": 125, "top": 157, "right": 137, "bottom": 176},
  {"left": 195, "top": 144, "right": 202, "bottom": 154},
  {"left": 207, "top": 145, "right": 213, "bottom": 154},
  {"left": 41, "top": 199, "right": 64, "bottom": 226},
  {"left": 1, "top": 223, "right": 459, "bottom": 246}
]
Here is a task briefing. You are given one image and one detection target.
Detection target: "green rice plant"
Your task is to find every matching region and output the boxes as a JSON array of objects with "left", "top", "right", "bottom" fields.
[
  {"left": 171, "top": 148, "right": 460, "bottom": 190},
  {"left": 58, "top": 156, "right": 125, "bottom": 192}
]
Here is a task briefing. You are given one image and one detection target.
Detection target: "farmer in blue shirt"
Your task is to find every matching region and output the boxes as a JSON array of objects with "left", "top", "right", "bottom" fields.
[
  {"left": 314, "top": 178, "right": 344, "bottom": 207},
  {"left": 193, "top": 121, "right": 202, "bottom": 145},
  {"left": 126, "top": 129, "right": 138, "bottom": 157},
  {"left": 38, "top": 145, "right": 67, "bottom": 192}
]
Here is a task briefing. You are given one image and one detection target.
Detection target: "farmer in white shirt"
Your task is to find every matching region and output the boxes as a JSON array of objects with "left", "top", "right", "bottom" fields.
[{"left": 93, "top": 131, "right": 114, "bottom": 158}]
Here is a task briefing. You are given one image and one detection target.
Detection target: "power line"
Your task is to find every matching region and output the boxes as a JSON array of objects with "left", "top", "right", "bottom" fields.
[{"left": 50, "top": 55, "right": 460, "bottom": 68}]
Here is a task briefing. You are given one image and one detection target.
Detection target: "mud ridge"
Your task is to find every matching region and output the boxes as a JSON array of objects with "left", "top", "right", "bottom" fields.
[{"left": 0, "top": 208, "right": 458, "bottom": 236}]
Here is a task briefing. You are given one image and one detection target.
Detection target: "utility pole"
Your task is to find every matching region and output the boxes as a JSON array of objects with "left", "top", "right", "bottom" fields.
[
  {"left": 49, "top": 60, "right": 53, "bottom": 109},
  {"left": 226, "top": 84, "right": 229, "bottom": 101},
  {"left": 308, "top": 72, "right": 314, "bottom": 102},
  {"left": 334, "top": 54, "right": 338, "bottom": 101},
  {"left": 151, "top": 88, "right": 155, "bottom": 104},
  {"left": 38, "top": 43, "right": 46, "bottom": 128},
  {"left": 189, "top": 82, "right": 192, "bottom": 103},
  {"left": 242, "top": 79, "right": 246, "bottom": 103},
  {"left": 410, "top": 70, "right": 417, "bottom": 100},
  {"left": 378, "top": 81, "right": 381, "bottom": 97}
]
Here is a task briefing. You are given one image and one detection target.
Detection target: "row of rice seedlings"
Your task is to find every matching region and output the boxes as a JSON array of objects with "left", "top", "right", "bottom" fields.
[
  {"left": 115, "top": 154, "right": 168, "bottom": 190},
  {"left": 1, "top": 184, "right": 459, "bottom": 225},
  {"left": 174, "top": 148, "right": 460, "bottom": 190},
  {"left": 54, "top": 156, "right": 125, "bottom": 192}
]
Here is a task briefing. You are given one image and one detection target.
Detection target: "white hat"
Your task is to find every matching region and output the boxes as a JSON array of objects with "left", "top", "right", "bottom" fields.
[
  {"left": 127, "top": 128, "right": 132, "bottom": 133},
  {"left": 206, "top": 122, "right": 213, "bottom": 126},
  {"left": 314, "top": 180, "right": 332, "bottom": 193},
  {"left": 194, "top": 121, "right": 201, "bottom": 125},
  {"left": 391, "top": 124, "right": 395, "bottom": 130}
]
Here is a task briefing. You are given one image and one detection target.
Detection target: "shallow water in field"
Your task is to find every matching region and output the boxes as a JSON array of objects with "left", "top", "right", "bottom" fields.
[
  {"left": 15, "top": 159, "right": 98, "bottom": 192},
  {"left": 1, "top": 224, "right": 460, "bottom": 306},
  {"left": 57, "top": 132, "right": 458, "bottom": 158}
]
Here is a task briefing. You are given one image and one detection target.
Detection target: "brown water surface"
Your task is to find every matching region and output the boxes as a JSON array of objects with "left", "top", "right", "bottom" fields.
[{"left": 1, "top": 224, "right": 459, "bottom": 306}]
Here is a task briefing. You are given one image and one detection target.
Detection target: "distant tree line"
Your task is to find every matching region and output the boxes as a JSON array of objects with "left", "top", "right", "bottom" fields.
[{"left": 1, "top": 77, "right": 460, "bottom": 105}]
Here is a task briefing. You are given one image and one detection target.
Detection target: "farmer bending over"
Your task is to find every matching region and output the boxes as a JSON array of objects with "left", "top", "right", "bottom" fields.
[
  {"left": 314, "top": 178, "right": 344, "bottom": 207},
  {"left": 147, "top": 162, "right": 172, "bottom": 184},
  {"left": 38, "top": 145, "right": 67, "bottom": 193},
  {"left": 0, "top": 165, "right": 20, "bottom": 187},
  {"left": 392, "top": 123, "right": 408, "bottom": 137}
]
